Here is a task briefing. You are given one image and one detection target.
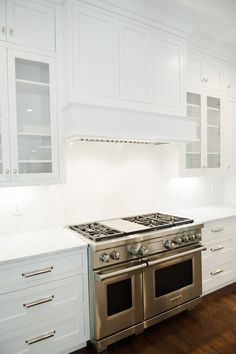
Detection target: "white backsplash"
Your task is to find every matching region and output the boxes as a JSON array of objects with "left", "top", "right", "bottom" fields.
[{"left": 0, "top": 143, "right": 225, "bottom": 236}]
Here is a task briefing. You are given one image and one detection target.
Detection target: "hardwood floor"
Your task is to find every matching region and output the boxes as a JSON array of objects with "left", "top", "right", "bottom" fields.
[{"left": 72, "top": 284, "right": 236, "bottom": 354}]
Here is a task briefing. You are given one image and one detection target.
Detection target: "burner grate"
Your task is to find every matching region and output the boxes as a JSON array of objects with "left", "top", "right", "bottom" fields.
[{"left": 69, "top": 222, "right": 125, "bottom": 242}]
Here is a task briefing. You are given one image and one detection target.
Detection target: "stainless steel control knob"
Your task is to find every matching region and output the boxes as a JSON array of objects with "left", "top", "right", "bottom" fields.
[
  {"left": 195, "top": 233, "right": 201, "bottom": 241},
  {"left": 173, "top": 237, "right": 182, "bottom": 245},
  {"left": 100, "top": 253, "right": 110, "bottom": 262},
  {"left": 164, "top": 240, "right": 174, "bottom": 250},
  {"left": 189, "top": 234, "right": 196, "bottom": 241},
  {"left": 128, "top": 246, "right": 140, "bottom": 256},
  {"left": 139, "top": 246, "right": 149, "bottom": 256},
  {"left": 110, "top": 250, "right": 120, "bottom": 260},
  {"left": 182, "top": 235, "right": 189, "bottom": 242}
]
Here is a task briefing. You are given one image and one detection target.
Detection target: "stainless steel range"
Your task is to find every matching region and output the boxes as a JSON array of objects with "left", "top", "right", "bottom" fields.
[{"left": 69, "top": 212, "right": 205, "bottom": 352}]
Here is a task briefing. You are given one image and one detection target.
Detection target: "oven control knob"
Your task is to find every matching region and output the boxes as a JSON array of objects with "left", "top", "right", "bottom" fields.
[
  {"left": 195, "top": 233, "right": 201, "bottom": 241},
  {"left": 189, "top": 234, "right": 196, "bottom": 241},
  {"left": 128, "top": 246, "right": 139, "bottom": 256},
  {"left": 182, "top": 235, "right": 189, "bottom": 243},
  {"left": 173, "top": 237, "right": 182, "bottom": 245},
  {"left": 110, "top": 250, "right": 120, "bottom": 260},
  {"left": 139, "top": 246, "right": 149, "bottom": 256},
  {"left": 164, "top": 240, "right": 174, "bottom": 250},
  {"left": 100, "top": 253, "right": 110, "bottom": 263}
]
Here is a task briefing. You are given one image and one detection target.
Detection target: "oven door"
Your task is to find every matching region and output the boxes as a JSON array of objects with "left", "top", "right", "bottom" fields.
[
  {"left": 143, "top": 245, "right": 206, "bottom": 320},
  {"left": 94, "top": 261, "right": 146, "bottom": 340}
]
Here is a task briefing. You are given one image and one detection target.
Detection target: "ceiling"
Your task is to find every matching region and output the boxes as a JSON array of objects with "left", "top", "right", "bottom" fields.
[{"left": 149, "top": 0, "right": 236, "bottom": 48}]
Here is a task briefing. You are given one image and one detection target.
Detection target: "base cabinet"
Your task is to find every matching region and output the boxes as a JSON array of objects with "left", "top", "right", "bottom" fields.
[
  {"left": 202, "top": 219, "right": 236, "bottom": 295},
  {"left": 0, "top": 249, "right": 90, "bottom": 354}
]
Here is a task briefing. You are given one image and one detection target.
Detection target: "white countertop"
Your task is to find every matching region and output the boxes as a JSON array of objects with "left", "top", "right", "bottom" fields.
[
  {"left": 0, "top": 228, "right": 86, "bottom": 265},
  {"left": 166, "top": 204, "right": 236, "bottom": 224}
]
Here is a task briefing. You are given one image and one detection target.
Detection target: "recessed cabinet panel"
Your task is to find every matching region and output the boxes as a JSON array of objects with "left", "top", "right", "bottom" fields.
[
  {"left": 7, "top": 0, "right": 55, "bottom": 51},
  {"left": 8, "top": 51, "right": 58, "bottom": 181},
  {"left": 187, "top": 54, "right": 204, "bottom": 87},
  {"left": 156, "top": 35, "right": 184, "bottom": 109},
  {"left": 119, "top": 20, "right": 153, "bottom": 104},
  {"left": 226, "top": 67, "right": 236, "bottom": 96},
  {"left": 73, "top": 5, "right": 115, "bottom": 98},
  {"left": 0, "top": 0, "right": 6, "bottom": 41},
  {"left": 205, "top": 61, "right": 222, "bottom": 90}
]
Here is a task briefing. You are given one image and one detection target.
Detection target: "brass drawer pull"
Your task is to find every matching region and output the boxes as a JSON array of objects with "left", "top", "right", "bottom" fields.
[
  {"left": 25, "top": 330, "right": 56, "bottom": 345},
  {"left": 211, "top": 268, "right": 224, "bottom": 276},
  {"left": 23, "top": 295, "right": 54, "bottom": 308},
  {"left": 210, "top": 245, "right": 224, "bottom": 252},
  {"left": 22, "top": 266, "right": 53, "bottom": 278},
  {"left": 211, "top": 227, "right": 224, "bottom": 233}
]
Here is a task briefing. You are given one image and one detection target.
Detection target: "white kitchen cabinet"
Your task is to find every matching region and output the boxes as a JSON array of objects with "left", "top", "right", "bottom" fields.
[
  {"left": 225, "top": 97, "right": 236, "bottom": 174},
  {"left": 72, "top": 3, "right": 115, "bottom": 100},
  {"left": 0, "top": 48, "right": 59, "bottom": 184},
  {"left": 118, "top": 19, "right": 153, "bottom": 107},
  {"left": 0, "top": 248, "right": 90, "bottom": 354},
  {"left": 156, "top": 33, "right": 185, "bottom": 115},
  {"left": 0, "top": 0, "right": 55, "bottom": 51},
  {"left": 64, "top": 0, "right": 187, "bottom": 116},
  {"left": 180, "top": 89, "right": 223, "bottom": 176},
  {"left": 202, "top": 219, "right": 236, "bottom": 295},
  {"left": 224, "top": 65, "right": 236, "bottom": 96},
  {"left": 187, "top": 51, "right": 222, "bottom": 90}
]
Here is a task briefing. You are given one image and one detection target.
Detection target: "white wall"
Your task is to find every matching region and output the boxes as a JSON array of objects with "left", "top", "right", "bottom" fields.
[{"left": 0, "top": 142, "right": 225, "bottom": 236}]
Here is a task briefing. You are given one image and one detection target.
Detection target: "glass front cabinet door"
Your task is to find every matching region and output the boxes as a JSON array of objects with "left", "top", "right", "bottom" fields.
[
  {"left": 182, "top": 90, "right": 222, "bottom": 176},
  {"left": 8, "top": 50, "right": 59, "bottom": 182}
]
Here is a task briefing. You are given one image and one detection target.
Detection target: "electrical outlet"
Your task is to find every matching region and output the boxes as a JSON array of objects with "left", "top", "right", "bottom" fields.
[{"left": 13, "top": 203, "right": 24, "bottom": 217}]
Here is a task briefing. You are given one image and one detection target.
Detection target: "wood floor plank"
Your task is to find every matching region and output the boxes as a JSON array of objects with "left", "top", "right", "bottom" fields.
[{"left": 71, "top": 283, "right": 236, "bottom": 354}]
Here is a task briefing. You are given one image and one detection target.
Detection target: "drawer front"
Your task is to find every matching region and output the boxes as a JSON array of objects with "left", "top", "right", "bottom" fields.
[
  {"left": 0, "top": 275, "right": 85, "bottom": 334},
  {"left": 202, "top": 236, "right": 235, "bottom": 260},
  {"left": 202, "top": 258, "right": 234, "bottom": 294},
  {"left": 0, "top": 308, "right": 89, "bottom": 354},
  {"left": 0, "top": 251, "right": 85, "bottom": 294},
  {"left": 202, "top": 220, "right": 236, "bottom": 241}
]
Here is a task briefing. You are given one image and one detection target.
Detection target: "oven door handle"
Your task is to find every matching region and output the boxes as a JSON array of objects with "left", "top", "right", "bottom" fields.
[
  {"left": 95, "top": 263, "right": 147, "bottom": 281},
  {"left": 147, "top": 246, "right": 207, "bottom": 267}
]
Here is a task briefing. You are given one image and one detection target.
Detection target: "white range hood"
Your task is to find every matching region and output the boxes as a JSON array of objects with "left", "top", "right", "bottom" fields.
[{"left": 63, "top": 105, "right": 198, "bottom": 145}]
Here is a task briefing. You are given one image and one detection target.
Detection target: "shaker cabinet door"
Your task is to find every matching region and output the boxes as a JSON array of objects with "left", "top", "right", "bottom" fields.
[
  {"left": 156, "top": 33, "right": 185, "bottom": 114},
  {"left": 118, "top": 20, "right": 153, "bottom": 106},
  {"left": 205, "top": 60, "right": 222, "bottom": 90},
  {"left": 6, "top": 0, "right": 55, "bottom": 51},
  {"left": 187, "top": 53, "right": 205, "bottom": 87},
  {"left": 7, "top": 50, "right": 59, "bottom": 182},
  {"left": 72, "top": 4, "right": 115, "bottom": 99},
  {"left": 0, "top": 47, "right": 11, "bottom": 182},
  {"left": 0, "top": 0, "right": 6, "bottom": 41}
]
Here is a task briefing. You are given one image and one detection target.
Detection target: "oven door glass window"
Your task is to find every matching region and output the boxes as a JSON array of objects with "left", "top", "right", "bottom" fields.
[
  {"left": 107, "top": 278, "right": 132, "bottom": 316},
  {"left": 155, "top": 259, "right": 193, "bottom": 298}
]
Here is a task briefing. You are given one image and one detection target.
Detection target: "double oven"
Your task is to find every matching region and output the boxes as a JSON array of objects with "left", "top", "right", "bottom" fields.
[{"left": 93, "top": 244, "right": 205, "bottom": 351}]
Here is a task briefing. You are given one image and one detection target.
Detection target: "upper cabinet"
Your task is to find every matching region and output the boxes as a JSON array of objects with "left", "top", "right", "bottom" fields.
[
  {"left": 187, "top": 50, "right": 222, "bottom": 90},
  {"left": 64, "top": 0, "right": 187, "bottom": 117},
  {"left": 224, "top": 65, "right": 236, "bottom": 97},
  {"left": 0, "top": 0, "right": 55, "bottom": 52}
]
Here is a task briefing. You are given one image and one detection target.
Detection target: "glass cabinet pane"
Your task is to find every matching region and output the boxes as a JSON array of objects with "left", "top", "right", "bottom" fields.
[
  {"left": 207, "top": 96, "right": 221, "bottom": 169},
  {"left": 15, "top": 58, "right": 52, "bottom": 174},
  {"left": 0, "top": 119, "right": 3, "bottom": 175},
  {"left": 186, "top": 92, "right": 201, "bottom": 169}
]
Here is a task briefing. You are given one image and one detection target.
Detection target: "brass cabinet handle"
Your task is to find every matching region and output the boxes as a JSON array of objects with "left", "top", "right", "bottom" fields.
[
  {"left": 22, "top": 266, "right": 53, "bottom": 278},
  {"left": 211, "top": 227, "right": 224, "bottom": 233},
  {"left": 210, "top": 245, "right": 224, "bottom": 252},
  {"left": 23, "top": 295, "right": 54, "bottom": 308},
  {"left": 25, "top": 330, "right": 56, "bottom": 345},
  {"left": 211, "top": 268, "right": 224, "bottom": 276}
]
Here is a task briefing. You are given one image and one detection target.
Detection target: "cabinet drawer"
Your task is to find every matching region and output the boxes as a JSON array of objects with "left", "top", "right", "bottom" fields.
[
  {"left": 0, "top": 275, "right": 85, "bottom": 334},
  {"left": 0, "top": 251, "right": 84, "bottom": 294},
  {"left": 202, "top": 220, "right": 236, "bottom": 241},
  {"left": 0, "top": 308, "right": 89, "bottom": 354},
  {"left": 202, "top": 236, "right": 234, "bottom": 260},
  {"left": 202, "top": 259, "right": 234, "bottom": 294}
]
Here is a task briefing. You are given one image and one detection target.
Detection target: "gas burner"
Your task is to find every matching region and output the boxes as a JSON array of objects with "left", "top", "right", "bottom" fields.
[
  {"left": 124, "top": 213, "right": 193, "bottom": 230},
  {"left": 69, "top": 222, "right": 125, "bottom": 242}
]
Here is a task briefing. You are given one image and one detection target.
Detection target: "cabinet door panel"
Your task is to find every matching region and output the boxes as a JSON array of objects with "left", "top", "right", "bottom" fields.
[
  {"left": 205, "top": 61, "right": 222, "bottom": 90},
  {"left": 8, "top": 50, "right": 59, "bottom": 182},
  {"left": 7, "top": 0, "right": 55, "bottom": 51},
  {"left": 187, "top": 53, "right": 204, "bottom": 87},
  {"left": 227, "top": 67, "right": 236, "bottom": 96},
  {"left": 118, "top": 20, "right": 153, "bottom": 104},
  {"left": 73, "top": 5, "right": 115, "bottom": 98},
  {"left": 0, "top": 48, "right": 11, "bottom": 182},
  {"left": 156, "top": 34, "right": 184, "bottom": 110},
  {"left": 0, "top": 0, "right": 6, "bottom": 41}
]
